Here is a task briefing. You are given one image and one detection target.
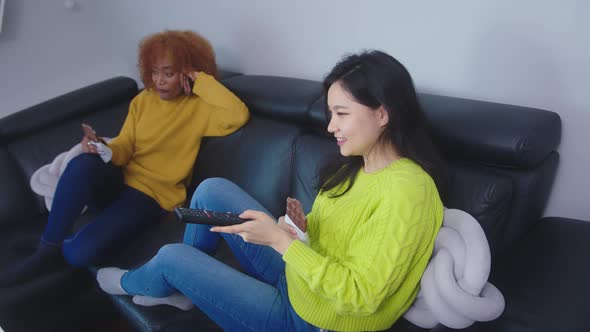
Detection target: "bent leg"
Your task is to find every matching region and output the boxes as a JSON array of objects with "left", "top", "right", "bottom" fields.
[
  {"left": 62, "top": 186, "right": 163, "bottom": 267},
  {"left": 0, "top": 154, "right": 122, "bottom": 286},
  {"left": 185, "top": 178, "right": 285, "bottom": 284},
  {"left": 43, "top": 154, "right": 123, "bottom": 244},
  {"left": 121, "top": 243, "right": 311, "bottom": 331}
]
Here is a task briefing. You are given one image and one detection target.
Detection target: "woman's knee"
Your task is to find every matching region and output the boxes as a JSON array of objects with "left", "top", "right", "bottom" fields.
[
  {"left": 183, "top": 223, "right": 220, "bottom": 254},
  {"left": 155, "top": 243, "right": 203, "bottom": 269},
  {"left": 190, "top": 177, "right": 236, "bottom": 208},
  {"left": 69, "top": 153, "right": 102, "bottom": 167},
  {"left": 64, "top": 153, "right": 102, "bottom": 177},
  {"left": 157, "top": 243, "right": 187, "bottom": 258}
]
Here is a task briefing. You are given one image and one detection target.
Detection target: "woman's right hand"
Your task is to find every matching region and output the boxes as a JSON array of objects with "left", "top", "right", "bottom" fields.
[
  {"left": 81, "top": 135, "right": 99, "bottom": 154},
  {"left": 181, "top": 70, "right": 199, "bottom": 96}
]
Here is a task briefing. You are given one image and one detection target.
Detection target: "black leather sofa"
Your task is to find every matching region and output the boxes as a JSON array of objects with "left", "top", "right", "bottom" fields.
[{"left": 0, "top": 71, "right": 588, "bottom": 332}]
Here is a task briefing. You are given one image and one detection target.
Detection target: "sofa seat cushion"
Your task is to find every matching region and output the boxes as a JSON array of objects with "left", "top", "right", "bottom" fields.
[
  {"left": 490, "top": 218, "right": 590, "bottom": 332},
  {"left": 97, "top": 212, "right": 186, "bottom": 269},
  {"left": 436, "top": 218, "right": 590, "bottom": 332},
  {"left": 0, "top": 214, "right": 101, "bottom": 330},
  {"left": 108, "top": 295, "right": 222, "bottom": 332},
  {"left": 92, "top": 213, "right": 241, "bottom": 332},
  {"left": 0, "top": 216, "right": 46, "bottom": 261},
  {"left": 97, "top": 218, "right": 223, "bottom": 332}
]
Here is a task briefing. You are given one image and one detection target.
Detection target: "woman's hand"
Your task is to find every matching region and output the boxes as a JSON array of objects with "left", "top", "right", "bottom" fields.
[
  {"left": 277, "top": 216, "right": 298, "bottom": 238},
  {"left": 211, "top": 210, "right": 296, "bottom": 255},
  {"left": 81, "top": 135, "right": 99, "bottom": 154},
  {"left": 181, "top": 71, "right": 199, "bottom": 96},
  {"left": 286, "top": 197, "right": 307, "bottom": 232}
]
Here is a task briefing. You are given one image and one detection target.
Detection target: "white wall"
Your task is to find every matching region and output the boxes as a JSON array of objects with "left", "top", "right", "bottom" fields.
[
  {"left": 1, "top": 0, "right": 589, "bottom": 220},
  {"left": 0, "top": 1, "right": 126, "bottom": 114}
]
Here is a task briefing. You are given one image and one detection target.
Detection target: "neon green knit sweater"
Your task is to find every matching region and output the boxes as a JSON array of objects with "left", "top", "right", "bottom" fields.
[{"left": 283, "top": 158, "right": 443, "bottom": 331}]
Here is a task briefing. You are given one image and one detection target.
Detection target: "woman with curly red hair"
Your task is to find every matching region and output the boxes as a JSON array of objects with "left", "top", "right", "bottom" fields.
[{"left": 0, "top": 30, "right": 249, "bottom": 287}]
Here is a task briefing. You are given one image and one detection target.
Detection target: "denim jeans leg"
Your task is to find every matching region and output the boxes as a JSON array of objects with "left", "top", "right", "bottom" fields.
[
  {"left": 184, "top": 178, "right": 285, "bottom": 284},
  {"left": 42, "top": 154, "right": 123, "bottom": 244},
  {"left": 121, "top": 243, "right": 295, "bottom": 331},
  {"left": 62, "top": 186, "right": 163, "bottom": 267}
]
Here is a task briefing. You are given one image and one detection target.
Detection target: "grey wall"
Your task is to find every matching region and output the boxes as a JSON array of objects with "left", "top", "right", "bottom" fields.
[{"left": 0, "top": 0, "right": 588, "bottom": 220}]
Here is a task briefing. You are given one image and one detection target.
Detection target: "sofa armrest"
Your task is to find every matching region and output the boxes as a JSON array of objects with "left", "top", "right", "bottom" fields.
[
  {"left": 445, "top": 217, "right": 590, "bottom": 332},
  {"left": 0, "top": 77, "right": 138, "bottom": 142}
]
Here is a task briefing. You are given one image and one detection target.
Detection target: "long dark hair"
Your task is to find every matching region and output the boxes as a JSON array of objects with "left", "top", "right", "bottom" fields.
[{"left": 318, "top": 50, "right": 447, "bottom": 202}]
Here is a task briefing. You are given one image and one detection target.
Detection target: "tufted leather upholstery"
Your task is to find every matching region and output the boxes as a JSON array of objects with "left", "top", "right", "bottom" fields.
[
  {"left": 0, "top": 72, "right": 585, "bottom": 332},
  {"left": 0, "top": 77, "right": 138, "bottom": 332}
]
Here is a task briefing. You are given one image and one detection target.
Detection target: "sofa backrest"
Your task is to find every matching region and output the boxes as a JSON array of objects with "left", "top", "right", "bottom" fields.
[
  {"left": 220, "top": 75, "right": 561, "bottom": 258},
  {"left": 189, "top": 75, "right": 325, "bottom": 218},
  {"left": 418, "top": 93, "right": 561, "bottom": 255},
  {"left": 190, "top": 115, "right": 301, "bottom": 217},
  {"left": 0, "top": 74, "right": 561, "bottom": 260}
]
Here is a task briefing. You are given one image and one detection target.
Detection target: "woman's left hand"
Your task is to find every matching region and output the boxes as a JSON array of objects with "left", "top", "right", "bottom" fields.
[
  {"left": 211, "top": 210, "right": 296, "bottom": 254},
  {"left": 181, "top": 71, "right": 199, "bottom": 96}
]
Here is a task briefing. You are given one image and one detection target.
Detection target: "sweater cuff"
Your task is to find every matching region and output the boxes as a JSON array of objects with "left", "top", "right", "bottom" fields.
[
  {"left": 106, "top": 143, "right": 123, "bottom": 166},
  {"left": 283, "top": 240, "right": 324, "bottom": 276}
]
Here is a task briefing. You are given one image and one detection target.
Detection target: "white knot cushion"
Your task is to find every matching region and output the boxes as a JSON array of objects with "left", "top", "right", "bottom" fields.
[
  {"left": 29, "top": 138, "right": 112, "bottom": 211},
  {"left": 403, "top": 208, "right": 505, "bottom": 329}
]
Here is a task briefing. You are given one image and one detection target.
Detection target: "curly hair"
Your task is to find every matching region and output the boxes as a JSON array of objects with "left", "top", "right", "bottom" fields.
[{"left": 138, "top": 30, "right": 218, "bottom": 89}]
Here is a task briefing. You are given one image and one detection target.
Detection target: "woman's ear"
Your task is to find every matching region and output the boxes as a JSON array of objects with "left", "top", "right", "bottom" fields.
[{"left": 378, "top": 106, "right": 389, "bottom": 127}]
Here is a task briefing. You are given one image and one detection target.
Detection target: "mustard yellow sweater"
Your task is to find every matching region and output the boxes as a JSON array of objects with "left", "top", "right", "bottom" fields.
[
  {"left": 283, "top": 158, "right": 443, "bottom": 331},
  {"left": 108, "top": 73, "right": 249, "bottom": 211}
]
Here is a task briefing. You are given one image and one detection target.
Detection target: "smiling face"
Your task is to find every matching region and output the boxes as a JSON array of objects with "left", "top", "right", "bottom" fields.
[
  {"left": 326, "top": 81, "right": 389, "bottom": 159},
  {"left": 151, "top": 57, "right": 183, "bottom": 100}
]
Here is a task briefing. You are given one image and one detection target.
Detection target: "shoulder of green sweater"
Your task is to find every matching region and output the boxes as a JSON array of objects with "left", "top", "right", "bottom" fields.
[
  {"left": 364, "top": 160, "right": 435, "bottom": 203},
  {"left": 382, "top": 159, "right": 432, "bottom": 184},
  {"left": 370, "top": 158, "right": 417, "bottom": 179}
]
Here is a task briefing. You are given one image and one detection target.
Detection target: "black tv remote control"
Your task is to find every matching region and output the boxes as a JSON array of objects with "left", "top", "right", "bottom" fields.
[{"left": 174, "top": 207, "right": 248, "bottom": 226}]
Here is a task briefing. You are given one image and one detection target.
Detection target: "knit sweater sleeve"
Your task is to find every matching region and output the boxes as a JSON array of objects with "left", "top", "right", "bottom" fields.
[
  {"left": 193, "top": 73, "right": 250, "bottom": 136},
  {"left": 108, "top": 93, "right": 140, "bottom": 166},
  {"left": 283, "top": 179, "right": 436, "bottom": 316}
]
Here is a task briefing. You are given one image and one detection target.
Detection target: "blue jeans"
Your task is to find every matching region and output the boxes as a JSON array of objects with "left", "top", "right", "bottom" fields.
[
  {"left": 121, "top": 178, "right": 319, "bottom": 332},
  {"left": 44, "top": 153, "right": 164, "bottom": 266}
]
